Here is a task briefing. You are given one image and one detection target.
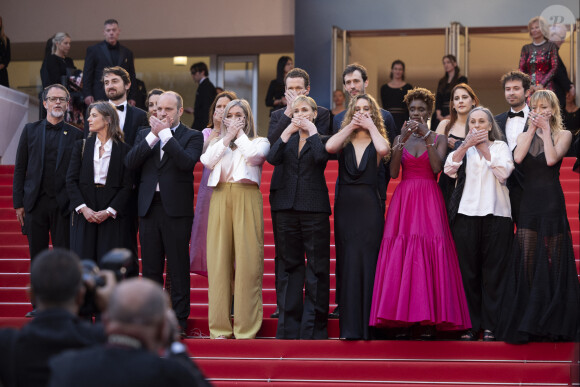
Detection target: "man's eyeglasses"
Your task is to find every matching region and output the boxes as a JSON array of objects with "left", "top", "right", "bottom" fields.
[{"left": 46, "top": 97, "right": 69, "bottom": 103}]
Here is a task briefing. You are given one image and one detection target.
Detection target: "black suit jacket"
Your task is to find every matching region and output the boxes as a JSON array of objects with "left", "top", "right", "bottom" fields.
[
  {"left": 192, "top": 78, "right": 217, "bottom": 130},
  {"left": 267, "top": 106, "right": 331, "bottom": 201},
  {"left": 66, "top": 136, "right": 133, "bottom": 216},
  {"left": 83, "top": 105, "right": 147, "bottom": 147},
  {"left": 0, "top": 309, "right": 105, "bottom": 387},
  {"left": 48, "top": 345, "right": 209, "bottom": 387},
  {"left": 125, "top": 124, "right": 203, "bottom": 217},
  {"left": 82, "top": 41, "right": 136, "bottom": 101},
  {"left": 13, "top": 120, "right": 83, "bottom": 215},
  {"left": 267, "top": 133, "right": 331, "bottom": 214},
  {"left": 553, "top": 53, "right": 572, "bottom": 109}
]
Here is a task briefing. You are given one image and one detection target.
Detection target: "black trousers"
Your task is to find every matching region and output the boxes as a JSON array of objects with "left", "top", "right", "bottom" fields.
[
  {"left": 139, "top": 193, "right": 193, "bottom": 325},
  {"left": 271, "top": 209, "right": 281, "bottom": 309},
  {"left": 25, "top": 194, "right": 69, "bottom": 261},
  {"left": 452, "top": 214, "right": 513, "bottom": 332},
  {"left": 275, "top": 210, "right": 330, "bottom": 339}
]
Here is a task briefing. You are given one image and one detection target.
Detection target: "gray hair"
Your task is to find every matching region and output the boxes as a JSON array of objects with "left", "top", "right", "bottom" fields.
[{"left": 465, "top": 106, "right": 505, "bottom": 142}]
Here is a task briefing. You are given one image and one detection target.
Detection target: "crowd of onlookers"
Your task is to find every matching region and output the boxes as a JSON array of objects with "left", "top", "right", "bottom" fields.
[{"left": 0, "top": 14, "right": 579, "bottom": 387}]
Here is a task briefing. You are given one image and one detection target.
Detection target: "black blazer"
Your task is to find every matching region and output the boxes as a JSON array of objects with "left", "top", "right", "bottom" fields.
[
  {"left": 192, "top": 78, "right": 217, "bottom": 130},
  {"left": 83, "top": 104, "right": 147, "bottom": 147},
  {"left": 125, "top": 124, "right": 203, "bottom": 217},
  {"left": 66, "top": 136, "right": 133, "bottom": 216},
  {"left": 553, "top": 53, "right": 572, "bottom": 109},
  {"left": 12, "top": 120, "right": 83, "bottom": 215},
  {"left": 82, "top": 41, "right": 136, "bottom": 101},
  {"left": 267, "top": 106, "right": 331, "bottom": 199},
  {"left": 267, "top": 133, "right": 331, "bottom": 214},
  {"left": 48, "top": 345, "right": 209, "bottom": 387}
]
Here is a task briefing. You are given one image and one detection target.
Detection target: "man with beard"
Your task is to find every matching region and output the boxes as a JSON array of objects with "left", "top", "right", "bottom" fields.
[
  {"left": 495, "top": 70, "right": 532, "bottom": 225},
  {"left": 13, "top": 84, "right": 83, "bottom": 317},
  {"left": 83, "top": 19, "right": 136, "bottom": 106},
  {"left": 125, "top": 91, "right": 203, "bottom": 334},
  {"left": 84, "top": 66, "right": 147, "bottom": 146}
]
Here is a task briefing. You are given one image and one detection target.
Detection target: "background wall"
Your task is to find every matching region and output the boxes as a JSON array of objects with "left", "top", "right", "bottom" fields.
[{"left": 295, "top": 0, "right": 580, "bottom": 108}]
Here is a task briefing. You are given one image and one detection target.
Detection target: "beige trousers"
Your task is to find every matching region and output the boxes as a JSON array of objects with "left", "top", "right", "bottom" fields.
[{"left": 207, "top": 183, "right": 264, "bottom": 339}]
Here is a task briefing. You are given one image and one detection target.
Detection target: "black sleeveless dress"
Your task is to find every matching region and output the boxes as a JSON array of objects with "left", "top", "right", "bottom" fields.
[
  {"left": 438, "top": 134, "right": 464, "bottom": 208},
  {"left": 334, "top": 142, "right": 384, "bottom": 340},
  {"left": 496, "top": 135, "right": 580, "bottom": 343}
]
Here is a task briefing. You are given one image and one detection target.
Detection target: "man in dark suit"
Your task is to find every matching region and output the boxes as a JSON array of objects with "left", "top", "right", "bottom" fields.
[
  {"left": 125, "top": 91, "right": 203, "bottom": 333},
  {"left": 267, "top": 68, "right": 331, "bottom": 318},
  {"left": 0, "top": 249, "right": 110, "bottom": 387},
  {"left": 495, "top": 70, "right": 531, "bottom": 225},
  {"left": 13, "top": 85, "right": 83, "bottom": 317},
  {"left": 47, "top": 278, "right": 209, "bottom": 387},
  {"left": 330, "top": 63, "right": 397, "bottom": 319},
  {"left": 83, "top": 19, "right": 136, "bottom": 106},
  {"left": 189, "top": 62, "right": 217, "bottom": 130}
]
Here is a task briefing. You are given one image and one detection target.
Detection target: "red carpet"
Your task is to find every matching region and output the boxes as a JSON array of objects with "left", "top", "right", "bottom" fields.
[{"left": 0, "top": 159, "right": 578, "bottom": 385}]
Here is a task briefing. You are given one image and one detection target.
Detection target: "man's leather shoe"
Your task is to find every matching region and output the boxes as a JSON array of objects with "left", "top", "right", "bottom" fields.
[
  {"left": 270, "top": 307, "right": 280, "bottom": 318},
  {"left": 328, "top": 306, "right": 339, "bottom": 319},
  {"left": 25, "top": 309, "right": 37, "bottom": 318}
]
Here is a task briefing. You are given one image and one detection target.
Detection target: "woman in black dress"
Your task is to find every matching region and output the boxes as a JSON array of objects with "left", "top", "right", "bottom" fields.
[
  {"left": 432, "top": 55, "right": 467, "bottom": 130},
  {"left": 265, "top": 56, "right": 293, "bottom": 115},
  {"left": 380, "top": 60, "right": 413, "bottom": 132},
  {"left": 496, "top": 90, "right": 579, "bottom": 343},
  {"left": 0, "top": 17, "right": 11, "bottom": 87},
  {"left": 44, "top": 33, "right": 84, "bottom": 127},
  {"left": 67, "top": 101, "right": 133, "bottom": 263},
  {"left": 267, "top": 95, "right": 331, "bottom": 340},
  {"left": 435, "top": 83, "right": 480, "bottom": 207},
  {"left": 326, "top": 94, "right": 391, "bottom": 340}
]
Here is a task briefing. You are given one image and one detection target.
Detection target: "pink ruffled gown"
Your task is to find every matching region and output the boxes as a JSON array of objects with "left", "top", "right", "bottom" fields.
[{"left": 369, "top": 147, "right": 471, "bottom": 330}]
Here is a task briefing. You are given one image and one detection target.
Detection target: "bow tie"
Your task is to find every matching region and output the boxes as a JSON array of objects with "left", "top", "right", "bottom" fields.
[
  {"left": 508, "top": 111, "right": 524, "bottom": 119},
  {"left": 115, "top": 105, "right": 125, "bottom": 112}
]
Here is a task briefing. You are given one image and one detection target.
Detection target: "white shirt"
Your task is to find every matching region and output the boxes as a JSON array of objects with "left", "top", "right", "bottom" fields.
[
  {"left": 75, "top": 137, "right": 117, "bottom": 217},
  {"left": 201, "top": 134, "right": 270, "bottom": 187},
  {"left": 145, "top": 125, "right": 179, "bottom": 191},
  {"left": 444, "top": 141, "right": 514, "bottom": 218},
  {"left": 505, "top": 105, "right": 529, "bottom": 151},
  {"left": 110, "top": 100, "right": 127, "bottom": 130}
]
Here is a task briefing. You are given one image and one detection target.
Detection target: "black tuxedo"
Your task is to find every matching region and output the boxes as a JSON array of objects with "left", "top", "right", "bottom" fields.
[
  {"left": 66, "top": 137, "right": 133, "bottom": 262},
  {"left": 267, "top": 106, "right": 331, "bottom": 315},
  {"left": 0, "top": 308, "right": 105, "bottom": 387},
  {"left": 495, "top": 110, "right": 527, "bottom": 224},
  {"left": 82, "top": 41, "right": 136, "bottom": 101},
  {"left": 84, "top": 104, "right": 147, "bottom": 147},
  {"left": 267, "top": 133, "right": 331, "bottom": 339},
  {"left": 13, "top": 120, "right": 83, "bottom": 260},
  {"left": 553, "top": 52, "right": 572, "bottom": 110},
  {"left": 48, "top": 345, "right": 208, "bottom": 387},
  {"left": 192, "top": 78, "right": 217, "bottom": 130},
  {"left": 125, "top": 124, "right": 203, "bottom": 323}
]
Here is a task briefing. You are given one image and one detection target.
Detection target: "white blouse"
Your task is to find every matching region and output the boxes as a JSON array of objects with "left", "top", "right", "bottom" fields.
[
  {"left": 201, "top": 134, "right": 270, "bottom": 187},
  {"left": 444, "top": 141, "right": 514, "bottom": 218}
]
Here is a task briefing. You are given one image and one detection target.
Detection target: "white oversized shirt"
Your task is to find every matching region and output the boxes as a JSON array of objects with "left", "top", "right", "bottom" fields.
[
  {"left": 201, "top": 134, "right": 270, "bottom": 187},
  {"left": 444, "top": 141, "right": 514, "bottom": 218}
]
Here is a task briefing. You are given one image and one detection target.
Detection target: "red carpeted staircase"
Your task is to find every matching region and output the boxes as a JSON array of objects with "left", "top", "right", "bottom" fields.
[{"left": 0, "top": 159, "right": 578, "bottom": 386}]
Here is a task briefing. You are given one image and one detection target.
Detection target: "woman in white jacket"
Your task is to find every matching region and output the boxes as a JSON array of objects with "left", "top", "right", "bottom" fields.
[
  {"left": 444, "top": 106, "right": 514, "bottom": 342},
  {"left": 201, "top": 99, "right": 270, "bottom": 339}
]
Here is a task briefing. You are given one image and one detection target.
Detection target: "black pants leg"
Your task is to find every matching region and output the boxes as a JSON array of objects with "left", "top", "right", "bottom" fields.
[
  {"left": 300, "top": 212, "right": 330, "bottom": 339},
  {"left": 26, "top": 194, "right": 69, "bottom": 260}
]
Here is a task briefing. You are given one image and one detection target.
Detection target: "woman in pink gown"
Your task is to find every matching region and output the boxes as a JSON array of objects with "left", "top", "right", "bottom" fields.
[
  {"left": 189, "top": 91, "right": 237, "bottom": 275},
  {"left": 369, "top": 87, "right": 471, "bottom": 338}
]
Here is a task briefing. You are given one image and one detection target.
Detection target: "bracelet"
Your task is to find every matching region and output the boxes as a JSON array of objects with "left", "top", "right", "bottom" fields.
[
  {"left": 395, "top": 141, "right": 406, "bottom": 151},
  {"left": 421, "top": 131, "right": 431, "bottom": 140},
  {"left": 426, "top": 141, "right": 435, "bottom": 147}
]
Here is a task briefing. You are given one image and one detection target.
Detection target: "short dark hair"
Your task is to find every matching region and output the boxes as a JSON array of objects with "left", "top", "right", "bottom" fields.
[
  {"left": 42, "top": 84, "right": 70, "bottom": 101},
  {"left": 284, "top": 68, "right": 310, "bottom": 88},
  {"left": 102, "top": 66, "right": 130, "bottom": 86},
  {"left": 30, "top": 249, "right": 82, "bottom": 306},
  {"left": 190, "top": 62, "right": 209, "bottom": 77},
  {"left": 500, "top": 70, "right": 532, "bottom": 92},
  {"left": 343, "top": 63, "right": 368, "bottom": 84},
  {"left": 104, "top": 19, "right": 118, "bottom": 26}
]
